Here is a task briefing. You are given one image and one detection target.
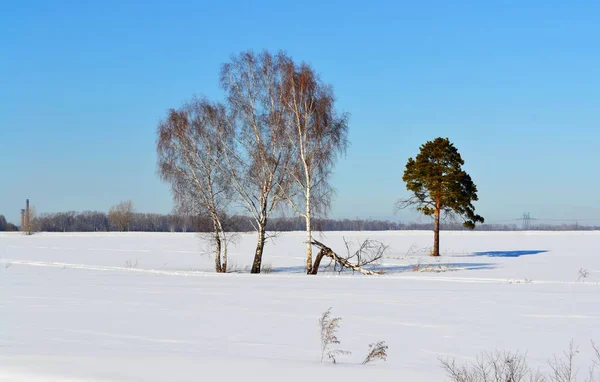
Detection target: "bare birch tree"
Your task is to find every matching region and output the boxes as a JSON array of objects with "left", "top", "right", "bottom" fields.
[
  {"left": 279, "top": 60, "right": 349, "bottom": 274},
  {"left": 219, "top": 51, "right": 294, "bottom": 274},
  {"left": 108, "top": 200, "right": 135, "bottom": 232},
  {"left": 157, "top": 98, "right": 232, "bottom": 273},
  {"left": 23, "top": 205, "right": 38, "bottom": 235}
]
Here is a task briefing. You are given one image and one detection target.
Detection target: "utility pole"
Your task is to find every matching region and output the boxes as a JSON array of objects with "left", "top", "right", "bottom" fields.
[{"left": 522, "top": 212, "right": 532, "bottom": 230}]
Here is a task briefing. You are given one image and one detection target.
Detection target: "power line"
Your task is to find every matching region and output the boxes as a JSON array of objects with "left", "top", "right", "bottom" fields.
[{"left": 484, "top": 217, "right": 600, "bottom": 224}]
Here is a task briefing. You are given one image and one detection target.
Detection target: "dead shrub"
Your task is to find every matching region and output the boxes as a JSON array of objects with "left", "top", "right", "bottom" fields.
[
  {"left": 363, "top": 341, "right": 388, "bottom": 364},
  {"left": 319, "top": 308, "right": 351, "bottom": 364},
  {"left": 440, "top": 341, "right": 599, "bottom": 382}
]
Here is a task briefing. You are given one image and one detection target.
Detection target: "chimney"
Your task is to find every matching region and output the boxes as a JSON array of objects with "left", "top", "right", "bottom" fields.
[
  {"left": 24, "top": 199, "right": 30, "bottom": 230},
  {"left": 20, "top": 209, "right": 25, "bottom": 231}
]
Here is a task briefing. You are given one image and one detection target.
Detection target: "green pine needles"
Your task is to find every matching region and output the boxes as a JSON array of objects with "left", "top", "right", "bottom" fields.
[{"left": 398, "top": 137, "right": 484, "bottom": 256}]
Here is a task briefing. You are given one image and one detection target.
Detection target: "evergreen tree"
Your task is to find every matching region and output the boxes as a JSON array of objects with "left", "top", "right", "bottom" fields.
[
  {"left": 399, "top": 137, "right": 484, "bottom": 256},
  {"left": 0, "top": 215, "right": 7, "bottom": 231}
]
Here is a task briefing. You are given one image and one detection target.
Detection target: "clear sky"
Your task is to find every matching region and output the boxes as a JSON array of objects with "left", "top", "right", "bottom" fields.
[{"left": 1, "top": 0, "right": 599, "bottom": 225}]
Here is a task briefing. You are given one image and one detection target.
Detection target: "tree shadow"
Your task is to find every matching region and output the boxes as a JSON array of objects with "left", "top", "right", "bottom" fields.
[
  {"left": 374, "top": 262, "right": 496, "bottom": 273},
  {"left": 472, "top": 250, "right": 548, "bottom": 258},
  {"left": 271, "top": 262, "right": 496, "bottom": 274},
  {"left": 271, "top": 265, "right": 309, "bottom": 274}
]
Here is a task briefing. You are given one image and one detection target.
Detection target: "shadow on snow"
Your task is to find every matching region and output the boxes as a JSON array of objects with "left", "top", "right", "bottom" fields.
[
  {"left": 271, "top": 262, "right": 496, "bottom": 274},
  {"left": 268, "top": 250, "right": 547, "bottom": 275},
  {"left": 472, "top": 250, "right": 548, "bottom": 258},
  {"left": 373, "top": 262, "right": 495, "bottom": 273}
]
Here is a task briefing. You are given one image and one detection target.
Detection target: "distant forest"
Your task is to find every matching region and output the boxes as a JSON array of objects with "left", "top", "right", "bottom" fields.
[{"left": 0, "top": 211, "right": 598, "bottom": 232}]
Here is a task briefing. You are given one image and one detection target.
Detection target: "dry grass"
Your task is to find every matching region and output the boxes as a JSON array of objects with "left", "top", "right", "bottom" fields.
[
  {"left": 261, "top": 263, "right": 273, "bottom": 273},
  {"left": 363, "top": 341, "right": 388, "bottom": 364},
  {"left": 319, "top": 308, "right": 351, "bottom": 364},
  {"left": 440, "top": 341, "right": 600, "bottom": 382}
]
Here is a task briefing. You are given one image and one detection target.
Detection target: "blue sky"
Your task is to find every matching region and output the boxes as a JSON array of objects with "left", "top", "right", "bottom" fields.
[{"left": 1, "top": 0, "right": 599, "bottom": 225}]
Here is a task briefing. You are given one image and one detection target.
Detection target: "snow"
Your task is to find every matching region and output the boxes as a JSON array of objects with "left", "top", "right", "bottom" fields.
[{"left": 1, "top": 231, "right": 599, "bottom": 381}]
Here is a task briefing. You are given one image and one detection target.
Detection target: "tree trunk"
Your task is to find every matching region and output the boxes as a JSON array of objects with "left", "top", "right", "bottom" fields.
[
  {"left": 308, "top": 245, "right": 326, "bottom": 275},
  {"left": 217, "top": 218, "right": 228, "bottom": 273},
  {"left": 251, "top": 220, "right": 266, "bottom": 274},
  {"left": 432, "top": 205, "right": 440, "bottom": 257},
  {"left": 210, "top": 214, "right": 225, "bottom": 273},
  {"left": 305, "top": 200, "right": 312, "bottom": 273},
  {"left": 214, "top": 228, "right": 223, "bottom": 273},
  {"left": 221, "top": 231, "right": 228, "bottom": 273}
]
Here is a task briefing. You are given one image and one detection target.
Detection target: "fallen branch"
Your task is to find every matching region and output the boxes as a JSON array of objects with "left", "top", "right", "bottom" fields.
[{"left": 309, "top": 240, "right": 384, "bottom": 275}]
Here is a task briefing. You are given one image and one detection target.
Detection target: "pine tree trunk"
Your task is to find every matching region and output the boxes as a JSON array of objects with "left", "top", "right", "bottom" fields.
[
  {"left": 251, "top": 220, "right": 266, "bottom": 274},
  {"left": 432, "top": 206, "right": 440, "bottom": 256}
]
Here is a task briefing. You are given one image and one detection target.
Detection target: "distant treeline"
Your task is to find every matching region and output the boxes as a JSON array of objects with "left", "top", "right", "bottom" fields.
[
  {"left": 0, "top": 215, "right": 19, "bottom": 231},
  {"left": 0, "top": 211, "right": 597, "bottom": 232}
]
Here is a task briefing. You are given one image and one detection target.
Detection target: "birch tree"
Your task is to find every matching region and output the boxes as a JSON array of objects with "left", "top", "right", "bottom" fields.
[
  {"left": 157, "top": 98, "right": 232, "bottom": 272},
  {"left": 108, "top": 200, "right": 134, "bottom": 232},
  {"left": 280, "top": 60, "right": 349, "bottom": 274},
  {"left": 220, "top": 51, "right": 294, "bottom": 273},
  {"left": 23, "top": 205, "right": 39, "bottom": 235}
]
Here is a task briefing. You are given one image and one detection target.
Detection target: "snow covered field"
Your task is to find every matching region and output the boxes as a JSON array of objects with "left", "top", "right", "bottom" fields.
[{"left": 1, "top": 231, "right": 599, "bottom": 381}]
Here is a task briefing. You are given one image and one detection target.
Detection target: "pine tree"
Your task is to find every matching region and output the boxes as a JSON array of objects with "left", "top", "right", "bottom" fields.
[{"left": 400, "top": 137, "right": 484, "bottom": 256}]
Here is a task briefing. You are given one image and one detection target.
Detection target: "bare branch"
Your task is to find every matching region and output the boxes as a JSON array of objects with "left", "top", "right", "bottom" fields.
[{"left": 309, "top": 239, "right": 385, "bottom": 275}]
